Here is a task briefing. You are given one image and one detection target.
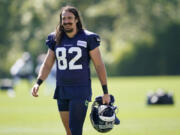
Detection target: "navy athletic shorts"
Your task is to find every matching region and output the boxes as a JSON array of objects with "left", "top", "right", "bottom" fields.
[
  {"left": 53, "top": 85, "right": 92, "bottom": 101},
  {"left": 57, "top": 98, "right": 89, "bottom": 111},
  {"left": 57, "top": 98, "right": 69, "bottom": 111},
  {"left": 57, "top": 98, "right": 89, "bottom": 135}
]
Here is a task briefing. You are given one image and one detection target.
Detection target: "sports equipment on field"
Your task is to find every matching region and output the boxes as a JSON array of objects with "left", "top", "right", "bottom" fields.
[
  {"left": 147, "top": 88, "right": 174, "bottom": 105},
  {"left": 90, "top": 95, "right": 120, "bottom": 133}
]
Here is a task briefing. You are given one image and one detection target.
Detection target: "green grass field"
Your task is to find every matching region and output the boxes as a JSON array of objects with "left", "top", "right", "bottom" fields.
[{"left": 0, "top": 76, "right": 180, "bottom": 135}]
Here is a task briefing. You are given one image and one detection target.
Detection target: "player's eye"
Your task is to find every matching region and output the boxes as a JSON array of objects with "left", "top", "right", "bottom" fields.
[{"left": 68, "top": 16, "right": 73, "bottom": 20}]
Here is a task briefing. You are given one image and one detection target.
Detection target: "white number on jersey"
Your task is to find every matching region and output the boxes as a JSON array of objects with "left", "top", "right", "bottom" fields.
[{"left": 56, "top": 47, "right": 83, "bottom": 70}]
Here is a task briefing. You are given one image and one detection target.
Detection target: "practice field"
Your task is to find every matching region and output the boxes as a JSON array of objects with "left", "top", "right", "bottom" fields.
[{"left": 0, "top": 76, "right": 180, "bottom": 135}]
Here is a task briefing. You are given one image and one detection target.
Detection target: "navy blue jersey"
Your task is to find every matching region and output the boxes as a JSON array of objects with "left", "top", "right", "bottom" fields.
[{"left": 46, "top": 30, "right": 100, "bottom": 86}]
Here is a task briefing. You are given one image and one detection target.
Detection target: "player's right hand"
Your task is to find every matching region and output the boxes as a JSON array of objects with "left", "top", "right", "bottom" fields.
[
  {"left": 31, "top": 84, "right": 39, "bottom": 97},
  {"left": 102, "top": 94, "right": 110, "bottom": 104}
]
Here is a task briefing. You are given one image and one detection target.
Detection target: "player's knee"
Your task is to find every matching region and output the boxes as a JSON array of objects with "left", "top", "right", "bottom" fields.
[
  {"left": 66, "top": 128, "right": 71, "bottom": 135},
  {"left": 63, "top": 124, "right": 71, "bottom": 135}
]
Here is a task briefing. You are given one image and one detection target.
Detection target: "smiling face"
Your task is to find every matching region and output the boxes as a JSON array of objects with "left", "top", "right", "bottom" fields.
[{"left": 61, "top": 10, "right": 78, "bottom": 33}]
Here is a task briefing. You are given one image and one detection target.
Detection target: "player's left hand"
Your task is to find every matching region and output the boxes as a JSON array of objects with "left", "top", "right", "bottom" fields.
[{"left": 102, "top": 94, "right": 111, "bottom": 104}]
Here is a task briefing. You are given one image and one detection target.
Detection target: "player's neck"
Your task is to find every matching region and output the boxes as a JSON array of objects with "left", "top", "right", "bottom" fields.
[{"left": 66, "top": 27, "right": 78, "bottom": 38}]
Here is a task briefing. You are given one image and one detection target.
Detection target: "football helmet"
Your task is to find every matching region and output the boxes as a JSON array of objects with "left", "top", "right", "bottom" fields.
[{"left": 90, "top": 95, "right": 120, "bottom": 133}]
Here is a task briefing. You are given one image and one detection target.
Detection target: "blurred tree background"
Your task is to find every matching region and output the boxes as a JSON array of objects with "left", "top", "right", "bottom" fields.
[{"left": 0, "top": 0, "right": 180, "bottom": 78}]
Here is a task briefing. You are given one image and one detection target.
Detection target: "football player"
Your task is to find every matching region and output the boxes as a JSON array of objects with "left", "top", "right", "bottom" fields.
[{"left": 31, "top": 5, "right": 111, "bottom": 135}]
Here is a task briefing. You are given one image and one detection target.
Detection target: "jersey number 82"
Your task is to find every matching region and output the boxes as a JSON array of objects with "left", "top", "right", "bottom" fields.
[{"left": 56, "top": 47, "right": 83, "bottom": 70}]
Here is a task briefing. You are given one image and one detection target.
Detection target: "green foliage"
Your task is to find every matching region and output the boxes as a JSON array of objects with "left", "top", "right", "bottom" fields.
[
  {"left": 116, "top": 23, "right": 180, "bottom": 75},
  {"left": 0, "top": 0, "right": 60, "bottom": 77},
  {"left": 154, "top": 23, "right": 180, "bottom": 75},
  {"left": 1, "top": 0, "right": 180, "bottom": 77}
]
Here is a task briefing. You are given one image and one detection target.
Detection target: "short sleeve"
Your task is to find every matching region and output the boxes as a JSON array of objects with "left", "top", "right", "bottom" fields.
[
  {"left": 88, "top": 34, "right": 101, "bottom": 51},
  {"left": 45, "top": 32, "right": 56, "bottom": 51}
]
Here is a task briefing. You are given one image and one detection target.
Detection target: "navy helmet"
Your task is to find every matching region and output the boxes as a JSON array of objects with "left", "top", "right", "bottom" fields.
[{"left": 90, "top": 95, "right": 120, "bottom": 133}]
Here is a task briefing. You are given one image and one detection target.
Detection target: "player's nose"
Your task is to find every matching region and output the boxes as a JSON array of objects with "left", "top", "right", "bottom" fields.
[{"left": 63, "top": 18, "right": 69, "bottom": 24}]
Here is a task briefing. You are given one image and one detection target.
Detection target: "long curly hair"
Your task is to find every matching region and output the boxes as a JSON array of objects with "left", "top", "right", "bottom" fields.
[{"left": 55, "top": 6, "right": 83, "bottom": 45}]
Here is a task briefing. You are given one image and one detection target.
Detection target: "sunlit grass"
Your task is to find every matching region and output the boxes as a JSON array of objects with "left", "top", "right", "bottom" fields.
[{"left": 0, "top": 76, "right": 180, "bottom": 135}]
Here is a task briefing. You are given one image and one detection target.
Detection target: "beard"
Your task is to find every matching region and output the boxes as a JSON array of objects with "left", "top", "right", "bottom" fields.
[
  {"left": 64, "top": 28, "right": 73, "bottom": 33},
  {"left": 63, "top": 23, "right": 74, "bottom": 33}
]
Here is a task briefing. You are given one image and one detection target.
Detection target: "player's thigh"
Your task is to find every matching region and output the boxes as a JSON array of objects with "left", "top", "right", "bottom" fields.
[
  {"left": 59, "top": 111, "right": 70, "bottom": 129},
  {"left": 57, "top": 99, "right": 71, "bottom": 133},
  {"left": 69, "top": 99, "right": 89, "bottom": 127}
]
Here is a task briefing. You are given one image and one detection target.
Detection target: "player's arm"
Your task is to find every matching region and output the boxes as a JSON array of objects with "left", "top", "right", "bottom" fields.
[
  {"left": 37, "top": 49, "right": 55, "bottom": 81},
  {"left": 32, "top": 49, "right": 55, "bottom": 97},
  {"left": 89, "top": 47, "right": 110, "bottom": 104}
]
